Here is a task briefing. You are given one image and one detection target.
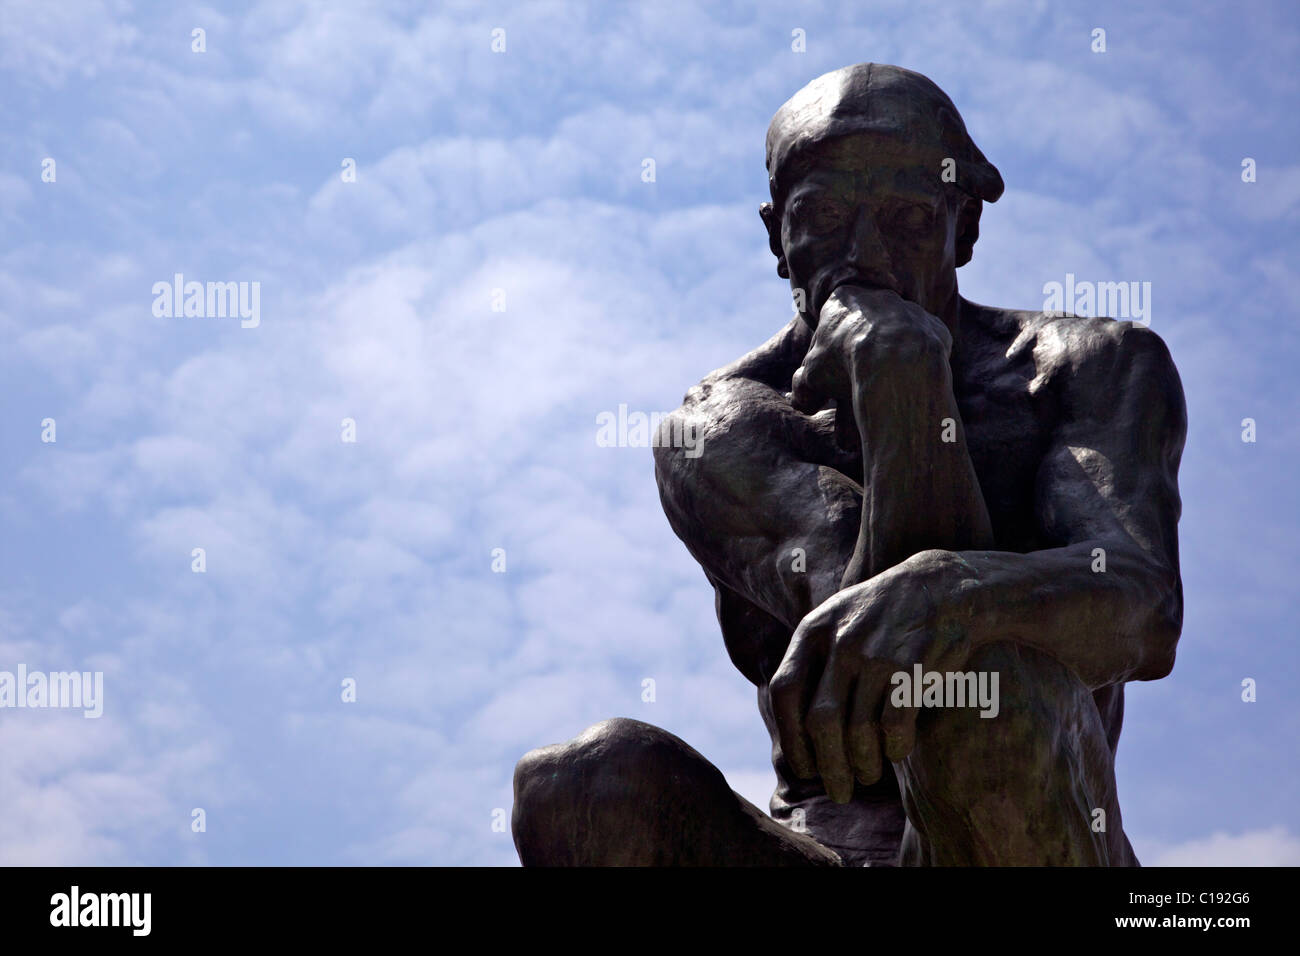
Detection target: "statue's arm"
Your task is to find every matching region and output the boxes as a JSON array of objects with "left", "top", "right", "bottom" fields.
[
  {"left": 764, "top": 315, "right": 1186, "bottom": 793},
  {"left": 653, "top": 319, "right": 863, "bottom": 635},
  {"left": 939, "top": 320, "right": 1187, "bottom": 687}
]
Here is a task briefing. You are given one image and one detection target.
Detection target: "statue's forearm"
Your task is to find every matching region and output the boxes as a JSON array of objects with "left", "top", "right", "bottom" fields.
[
  {"left": 926, "top": 544, "right": 1182, "bottom": 688},
  {"left": 823, "top": 294, "right": 1179, "bottom": 688},
  {"left": 839, "top": 305, "right": 994, "bottom": 587}
]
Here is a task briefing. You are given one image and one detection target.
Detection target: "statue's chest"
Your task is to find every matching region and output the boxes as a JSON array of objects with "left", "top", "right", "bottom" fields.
[{"left": 954, "top": 356, "right": 1051, "bottom": 553}]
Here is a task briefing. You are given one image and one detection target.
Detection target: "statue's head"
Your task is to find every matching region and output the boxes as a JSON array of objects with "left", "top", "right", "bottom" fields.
[{"left": 760, "top": 63, "right": 1003, "bottom": 325}]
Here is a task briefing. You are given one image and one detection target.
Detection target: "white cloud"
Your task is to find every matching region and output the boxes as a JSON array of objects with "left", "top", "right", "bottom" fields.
[
  {"left": 1143, "top": 827, "right": 1300, "bottom": 867},
  {"left": 0, "top": 0, "right": 138, "bottom": 88}
]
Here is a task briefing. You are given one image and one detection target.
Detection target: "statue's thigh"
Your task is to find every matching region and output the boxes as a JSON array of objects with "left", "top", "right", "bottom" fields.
[
  {"left": 892, "top": 642, "right": 1128, "bottom": 866},
  {"left": 512, "top": 717, "right": 841, "bottom": 866}
]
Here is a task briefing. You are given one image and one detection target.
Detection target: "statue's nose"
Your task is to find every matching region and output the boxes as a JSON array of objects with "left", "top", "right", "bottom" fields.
[{"left": 844, "top": 205, "right": 899, "bottom": 289}]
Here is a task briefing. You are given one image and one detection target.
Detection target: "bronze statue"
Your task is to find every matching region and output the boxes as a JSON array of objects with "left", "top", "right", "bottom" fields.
[{"left": 512, "top": 63, "right": 1186, "bottom": 866}]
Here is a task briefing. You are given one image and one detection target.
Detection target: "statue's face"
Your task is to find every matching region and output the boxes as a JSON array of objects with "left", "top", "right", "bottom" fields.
[{"left": 769, "top": 131, "right": 963, "bottom": 326}]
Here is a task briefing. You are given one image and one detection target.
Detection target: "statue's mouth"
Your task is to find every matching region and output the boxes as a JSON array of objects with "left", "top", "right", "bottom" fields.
[
  {"left": 818, "top": 270, "right": 899, "bottom": 314},
  {"left": 831, "top": 268, "right": 899, "bottom": 296}
]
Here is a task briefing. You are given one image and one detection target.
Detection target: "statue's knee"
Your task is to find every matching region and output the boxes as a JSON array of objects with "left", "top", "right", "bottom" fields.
[
  {"left": 511, "top": 742, "right": 567, "bottom": 865},
  {"left": 511, "top": 718, "right": 721, "bottom": 865},
  {"left": 511, "top": 719, "right": 631, "bottom": 863},
  {"left": 512, "top": 740, "right": 568, "bottom": 819}
]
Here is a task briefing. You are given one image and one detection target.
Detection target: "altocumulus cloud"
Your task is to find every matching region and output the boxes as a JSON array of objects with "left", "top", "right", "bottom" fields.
[{"left": 1, "top": 0, "right": 1297, "bottom": 865}]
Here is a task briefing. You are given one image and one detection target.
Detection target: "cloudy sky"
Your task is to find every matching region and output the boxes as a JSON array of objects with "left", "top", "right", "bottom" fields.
[{"left": 2, "top": 0, "right": 1297, "bottom": 866}]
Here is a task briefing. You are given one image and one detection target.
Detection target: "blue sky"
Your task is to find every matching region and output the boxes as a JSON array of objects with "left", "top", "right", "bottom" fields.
[{"left": 1, "top": 0, "right": 1297, "bottom": 866}]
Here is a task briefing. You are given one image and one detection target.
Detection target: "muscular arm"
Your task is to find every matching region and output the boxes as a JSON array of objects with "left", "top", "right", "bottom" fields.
[
  {"left": 794, "top": 286, "right": 996, "bottom": 584},
  {"left": 654, "top": 316, "right": 864, "bottom": 638},
  {"left": 660, "top": 296, "right": 1185, "bottom": 799},
  {"left": 769, "top": 315, "right": 1186, "bottom": 798},
  {"left": 655, "top": 285, "right": 997, "bottom": 635},
  {"left": 927, "top": 319, "right": 1187, "bottom": 687}
]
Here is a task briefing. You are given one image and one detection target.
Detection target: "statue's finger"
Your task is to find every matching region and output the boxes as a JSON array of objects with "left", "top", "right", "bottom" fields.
[
  {"left": 880, "top": 695, "right": 919, "bottom": 763},
  {"left": 847, "top": 662, "right": 891, "bottom": 785},
  {"left": 808, "top": 651, "right": 855, "bottom": 803},
  {"left": 769, "top": 631, "right": 823, "bottom": 779},
  {"left": 789, "top": 365, "right": 823, "bottom": 414}
]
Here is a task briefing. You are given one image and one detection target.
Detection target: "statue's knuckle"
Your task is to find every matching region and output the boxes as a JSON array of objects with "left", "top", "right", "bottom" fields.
[
  {"left": 807, "top": 706, "right": 842, "bottom": 739},
  {"left": 846, "top": 329, "right": 875, "bottom": 360},
  {"left": 790, "top": 622, "right": 822, "bottom": 647},
  {"left": 887, "top": 321, "right": 944, "bottom": 357},
  {"left": 769, "top": 671, "right": 798, "bottom": 700}
]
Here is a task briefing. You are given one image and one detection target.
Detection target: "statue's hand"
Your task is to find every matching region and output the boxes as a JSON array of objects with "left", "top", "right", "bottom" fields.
[
  {"left": 789, "top": 284, "right": 953, "bottom": 418},
  {"left": 769, "top": 549, "right": 973, "bottom": 803}
]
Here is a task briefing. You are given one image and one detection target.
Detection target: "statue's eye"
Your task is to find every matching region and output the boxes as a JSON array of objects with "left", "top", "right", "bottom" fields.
[
  {"left": 885, "top": 201, "right": 936, "bottom": 232},
  {"left": 791, "top": 195, "right": 848, "bottom": 231}
]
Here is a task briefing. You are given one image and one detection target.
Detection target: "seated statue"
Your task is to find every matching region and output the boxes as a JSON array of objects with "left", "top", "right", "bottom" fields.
[{"left": 511, "top": 63, "right": 1186, "bottom": 866}]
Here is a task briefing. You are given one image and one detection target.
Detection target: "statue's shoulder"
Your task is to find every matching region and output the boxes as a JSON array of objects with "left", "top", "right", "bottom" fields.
[{"left": 961, "top": 298, "right": 1179, "bottom": 393}]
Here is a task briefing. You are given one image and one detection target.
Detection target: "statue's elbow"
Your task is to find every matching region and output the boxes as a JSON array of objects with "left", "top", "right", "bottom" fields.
[
  {"left": 652, "top": 406, "right": 701, "bottom": 478},
  {"left": 1139, "top": 574, "right": 1183, "bottom": 681}
]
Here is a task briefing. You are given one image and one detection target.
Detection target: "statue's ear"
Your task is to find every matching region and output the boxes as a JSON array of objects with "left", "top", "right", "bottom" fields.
[{"left": 758, "top": 202, "right": 789, "bottom": 278}]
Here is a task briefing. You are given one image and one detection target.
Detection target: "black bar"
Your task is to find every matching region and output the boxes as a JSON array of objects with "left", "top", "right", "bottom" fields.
[{"left": 0, "top": 866, "right": 1283, "bottom": 942}]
